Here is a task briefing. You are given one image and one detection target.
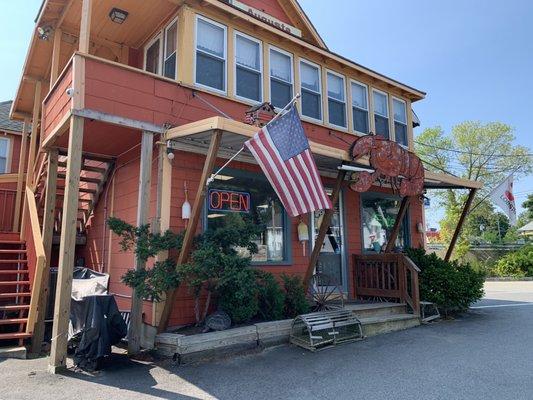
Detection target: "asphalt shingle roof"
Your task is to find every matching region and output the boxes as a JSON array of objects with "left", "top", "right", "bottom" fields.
[{"left": 0, "top": 101, "right": 24, "bottom": 133}]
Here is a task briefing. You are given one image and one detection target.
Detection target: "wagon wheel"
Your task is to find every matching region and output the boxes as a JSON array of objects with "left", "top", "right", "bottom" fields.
[{"left": 308, "top": 273, "right": 345, "bottom": 311}]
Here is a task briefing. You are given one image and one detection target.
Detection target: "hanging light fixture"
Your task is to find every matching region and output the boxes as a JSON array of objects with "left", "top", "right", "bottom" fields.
[{"left": 109, "top": 8, "right": 129, "bottom": 24}]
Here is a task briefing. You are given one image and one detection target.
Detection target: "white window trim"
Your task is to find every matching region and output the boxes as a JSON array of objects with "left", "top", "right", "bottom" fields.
[
  {"left": 392, "top": 96, "right": 408, "bottom": 147},
  {"left": 0, "top": 136, "right": 12, "bottom": 174},
  {"left": 350, "top": 79, "right": 370, "bottom": 135},
  {"left": 143, "top": 33, "right": 163, "bottom": 75},
  {"left": 163, "top": 17, "right": 179, "bottom": 79},
  {"left": 326, "top": 69, "right": 347, "bottom": 130},
  {"left": 194, "top": 14, "right": 228, "bottom": 95},
  {"left": 372, "top": 88, "right": 389, "bottom": 118},
  {"left": 268, "top": 45, "right": 294, "bottom": 110},
  {"left": 299, "top": 58, "right": 323, "bottom": 124},
  {"left": 233, "top": 30, "right": 263, "bottom": 104}
]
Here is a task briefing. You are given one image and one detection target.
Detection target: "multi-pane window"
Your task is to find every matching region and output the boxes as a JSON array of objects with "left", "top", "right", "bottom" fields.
[
  {"left": 351, "top": 81, "right": 369, "bottom": 134},
  {"left": 235, "top": 32, "right": 262, "bottom": 102},
  {"left": 196, "top": 16, "right": 227, "bottom": 92},
  {"left": 269, "top": 47, "right": 293, "bottom": 109},
  {"left": 164, "top": 20, "right": 177, "bottom": 79},
  {"left": 373, "top": 90, "right": 389, "bottom": 139},
  {"left": 0, "top": 138, "right": 9, "bottom": 174},
  {"left": 300, "top": 60, "right": 322, "bottom": 121},
  {"left": 327, "top": 71, "right": 346, "bottom": 128},
  {"left": 145, "top": 36, "right": 161, "bottom": 74},
  {"left": 393, "top": 98, "right": 408, "bottom": 146}
]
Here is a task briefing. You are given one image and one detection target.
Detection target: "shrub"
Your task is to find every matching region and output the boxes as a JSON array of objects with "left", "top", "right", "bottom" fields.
[
  {"left": 406, "top": 248, "right": 485, "bottom": 316},
  {"left": 255, "top": 271, "right": 285, "bottom": 321},
  {"left": 281, "top": 274, "right": 309, "bottom": 318},
  {"left": 494, "top": 245, "right": 533, "bottom": 277},
  {"left": 217, "top": 260, "right": 259, "bottom": 324}
]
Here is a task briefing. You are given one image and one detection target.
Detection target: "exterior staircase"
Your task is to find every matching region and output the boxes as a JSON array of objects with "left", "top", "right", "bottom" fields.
[{"left": 0, "top": 233, "right": 31, "bottom": 347}]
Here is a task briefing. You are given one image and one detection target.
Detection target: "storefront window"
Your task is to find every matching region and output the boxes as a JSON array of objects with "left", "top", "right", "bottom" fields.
[
  {"left": 206, "top": 171, "right": 288, "bottom": 263},
  {"left": 361, "top": 193, "right": 409, "bottom": 252}
]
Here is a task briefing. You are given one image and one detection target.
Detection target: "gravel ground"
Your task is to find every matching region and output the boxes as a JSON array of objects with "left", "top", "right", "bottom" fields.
[{"left": 1, "top": 281, "right": 533, "bottom": 400}]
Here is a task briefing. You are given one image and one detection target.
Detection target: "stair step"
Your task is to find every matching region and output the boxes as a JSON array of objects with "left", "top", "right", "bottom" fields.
[
  {"left": 59, "top": 161, "right": 108, "bottom": 174},
  {"left": 0, "top": 260, "right": 27, "bottom": 264},
  {"left": 0, "top": 332, "right": 31, "bottom": 340},
  {"left": 0, "top": 270, "right": 29, "bottom": 274},
  {"left": 0, "top": 292, "right": 31, "bottom": 298},
  {"left": 58, "top": 173, "right": 102, "bottom": 184},
  {"left": 0, "top": 240, "right": 25, "bottom": 245},
  {"left": 0, "top": 318, "right": 27, "bottom": 325},
  {"left": 0, "top": 281, "right": 30, "bottom": 286},
  {"left": 0, "top": 250, "right": 27, "bottom": 254},
  {"left": 0, "top": 304, "right": 30, "bottom": 311}
]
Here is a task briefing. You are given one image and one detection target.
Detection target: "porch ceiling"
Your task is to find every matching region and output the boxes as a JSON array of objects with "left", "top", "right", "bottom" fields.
[{"left": 166, "top": 116, "right": 483, "bottom": 190}]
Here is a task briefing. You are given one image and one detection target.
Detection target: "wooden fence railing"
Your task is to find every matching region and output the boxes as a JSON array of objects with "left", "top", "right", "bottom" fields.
[
  {"left": 23, "top": 186, "right": 46, "bottom": 335},
  {"left": 0, "top": 188, "right": 17, "bottom": 231},
  {"left": 353, "top": 253, "right": 420, "bottom": 314}
]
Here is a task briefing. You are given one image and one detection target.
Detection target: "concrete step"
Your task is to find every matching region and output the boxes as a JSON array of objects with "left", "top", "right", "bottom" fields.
[
  {"left": 0, "top": 346, "right": 27, "bottom": 359},
  {"left": 359, "top": 313, "right": 420, "bottom": 337},
  {"left": 344, "top": 302, "right": 407, "bottom": 319}
]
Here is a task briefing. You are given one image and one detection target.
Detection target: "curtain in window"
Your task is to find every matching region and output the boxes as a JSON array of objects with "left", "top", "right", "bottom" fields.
[
  {"left": 145, "top": 39, "right": 160, "bottom": 74},
  {"left": 351, "top": 83, "right": 367, "bottom": 109},
  {"left": 270, "top": 50, "right": 291, "bottom": 82},
  {"left": 373, "top": 92, "right": 388, "bottom": 116},
  {"left": 0, "top": 139, "right": 8, "bottom": 173},
  {"left": 327, "top": 73, "right": 344, "bottom": 101},
  {"left": 236, "top": 35, "right": 259, "bottom": 70},
  {"left": 393, "top": 99, "right": 407, "bottom": 123},
  {"left": 301, "top": 63, "right": 319, "bottom": 92},
  {"left": 197, "top": 19, "right": 224, "bottom": 57}
]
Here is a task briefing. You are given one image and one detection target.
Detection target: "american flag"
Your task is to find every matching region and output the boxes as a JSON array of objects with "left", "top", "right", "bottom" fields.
[{"left": 244, "top": 105, "right": 332, "bottom": 217}]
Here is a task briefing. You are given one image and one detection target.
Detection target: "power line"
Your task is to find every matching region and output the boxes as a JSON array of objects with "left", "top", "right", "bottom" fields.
[{"left": 415, "top": 140, "right": 533, "bottom": 157}]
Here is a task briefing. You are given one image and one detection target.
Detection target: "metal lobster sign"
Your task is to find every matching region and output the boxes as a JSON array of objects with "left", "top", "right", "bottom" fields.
[{"left": 348, "top": 135, "right": 425, "bottom": 197}]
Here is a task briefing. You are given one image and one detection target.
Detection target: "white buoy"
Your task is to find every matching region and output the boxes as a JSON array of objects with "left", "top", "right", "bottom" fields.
[{"left": 182, "top": 181, "right": 191, "bottom": 220}]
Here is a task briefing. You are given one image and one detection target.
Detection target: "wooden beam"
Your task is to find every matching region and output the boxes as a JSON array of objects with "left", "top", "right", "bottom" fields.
[
  {"left": 158, "top": 129, "right": 222, "bottom": 333},
  {"left": 303, "top": 169, "right": 346, "bottom": 289},
  {"left": 48, "top": 116, "right": 84, "bottom": 373},
  {"left": 384, "top": 196, "right": 411, "bottom": 253},
  {"left": 444, "top": 188, "right": 477, "bottom": 262},
  {"left": 27, "top": 81, "right": 42, "bottom": 187},
  {"left": 50, "top": 28, "right": 62, "bottom": 85},
  {"left": 128, "top": 131, "right": 154, "bottom": 354},
  {"left": 79, "top": 0, "right": 93, "bottom": 53},
  {"left": 13, "top": 118, "right": 30, "bottom": 232},
  {"left": 31, "top": 149, "right": 58, "bottom": 354}
]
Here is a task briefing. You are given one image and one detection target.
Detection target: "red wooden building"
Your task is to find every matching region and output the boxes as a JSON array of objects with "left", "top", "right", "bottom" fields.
[{"left": 1, "top": 0, "right": 481, "bottom": 370}]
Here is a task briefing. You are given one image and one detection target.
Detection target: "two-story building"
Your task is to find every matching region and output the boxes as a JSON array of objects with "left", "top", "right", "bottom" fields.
[{"left": 0, "top": 0, "right": 481, "bottom": 369}]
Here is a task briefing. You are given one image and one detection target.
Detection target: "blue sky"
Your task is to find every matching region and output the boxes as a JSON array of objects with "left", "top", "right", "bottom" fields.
[{"left": 0, "top": 1, "right": 531, "bottom": 227}]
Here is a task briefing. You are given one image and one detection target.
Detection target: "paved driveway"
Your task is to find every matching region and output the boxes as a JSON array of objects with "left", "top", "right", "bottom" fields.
[{"left": 2, "top": 281, "right": 533, "bottom": 400}]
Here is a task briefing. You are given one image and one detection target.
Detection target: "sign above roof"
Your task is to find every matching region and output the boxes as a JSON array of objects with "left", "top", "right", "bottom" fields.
[{"left": 230, "top": 0, "right": 302, "bottom": 38}]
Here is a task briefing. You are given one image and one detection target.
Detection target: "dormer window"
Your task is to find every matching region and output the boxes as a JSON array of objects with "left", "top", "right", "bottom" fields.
[
  {"left": 393, "top": 98, "right": 408, "bottom": 146},
  {"left": 373, "top": 89, "right": 389, "bottom": 139}
]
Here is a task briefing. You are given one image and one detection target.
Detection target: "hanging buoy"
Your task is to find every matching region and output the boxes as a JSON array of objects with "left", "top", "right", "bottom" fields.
[
  {"left": 182, "top": 181, "right": 191, "bottom": 220},
  {"left": 298, "top": 220, "right": 309, "bottom": 256}
]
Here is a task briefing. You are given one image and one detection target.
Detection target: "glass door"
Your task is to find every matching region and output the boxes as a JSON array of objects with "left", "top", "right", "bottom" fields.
[{"left": 311, "top": 193, "right": 345, "bottom": 289}]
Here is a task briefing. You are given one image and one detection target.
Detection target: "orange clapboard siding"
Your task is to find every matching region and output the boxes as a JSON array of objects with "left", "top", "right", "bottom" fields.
[{"left": 42, "top": 66, "right": 73, "bottom": 141}]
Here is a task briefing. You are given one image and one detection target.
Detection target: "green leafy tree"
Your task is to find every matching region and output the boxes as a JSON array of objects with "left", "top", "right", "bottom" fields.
[
  {"left": 523, "top": 194, "right": 533, "bottom": 221},
  {"left": 416, "top": 122, "right": 532, "bottom": 257}
]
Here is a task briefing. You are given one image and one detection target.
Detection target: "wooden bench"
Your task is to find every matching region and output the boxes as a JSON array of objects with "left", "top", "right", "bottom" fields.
[{"left": 290, "top": 309, "right": 364, "bottom": 351}]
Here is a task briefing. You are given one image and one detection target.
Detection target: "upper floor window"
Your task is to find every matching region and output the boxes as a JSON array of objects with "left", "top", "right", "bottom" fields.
[
  {"left": 351, "top": 81, "right": 369, "bottom": 134},
  {"left": 393, "top": 98, "right": 408, "bottom": 146},
  {"left": 373, "top": 90, "right": 389, "bottom": 139},
  {"left": 164, "top": 20, "right": 178, "bottom": 79},
  {"left": 196, "top": 16, "right": 227, "bottom": 92},
  {"left": 269, "top": 47, "right": 293, "bottom": 109},
  {"left": 299, "top": 60, "right": 322, "bottom": 121},
  {"left": 0, "top": 137, "right": 10, "bottom": 174},
  {"left": 144, "top": 35, "right": 162, "bottom": 75},
  {"left": 327, "top": 71, "right": 346, "bottom": 128},
  {"left": 235, "top": 32, "right": 262, "bottom": 102}
]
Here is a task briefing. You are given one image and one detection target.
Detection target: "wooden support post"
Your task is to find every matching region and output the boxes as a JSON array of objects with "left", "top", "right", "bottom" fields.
[
  {"left": 13, "top": 118, "right": 30, "bottom": 232},
  {"left": 27, "top": 81, "right": 42, "bottom": 188},
  {"left": 50, "top": 28, "right": 62, "bottom": 85},
  {"left": 128, "top": 131, "right": 154, "bottom": 354},
  {"left": 384, "top": 196, "right": 411, "bottom": 253},
  {"left": 303, "top": 169, "right": 346, "bottom": 290},
  {"left": 31, "top": 149, "right": 58, "bottom": 354},
  {"left": 444, "top": 188, "right": 477, "bottom": 262},
  {"left": 158, "top": 130, "right": 222, "bottom": 333},
  {"left": 48, "top": 116, "right": 84, "bottom": 373},
  {"left": 79, "top": 0, "right": 92, "bottom": 53}
]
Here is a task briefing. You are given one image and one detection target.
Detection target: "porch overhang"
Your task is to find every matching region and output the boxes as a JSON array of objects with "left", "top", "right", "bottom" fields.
[{"left": 165, "top": 116, "right": 483, "bottom": 191}]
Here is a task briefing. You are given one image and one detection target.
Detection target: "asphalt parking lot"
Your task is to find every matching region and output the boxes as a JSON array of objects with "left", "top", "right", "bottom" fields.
[{"left": 1, "top": 281, "right": 533, "bottom": 400}]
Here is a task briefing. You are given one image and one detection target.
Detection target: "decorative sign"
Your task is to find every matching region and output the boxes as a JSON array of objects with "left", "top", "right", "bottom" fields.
[
  {"left": 208, "top": 189, "right": 251, "bottom": 213},
  {"left": 230, "top": 0, "right": 302, "bottom": 38}
]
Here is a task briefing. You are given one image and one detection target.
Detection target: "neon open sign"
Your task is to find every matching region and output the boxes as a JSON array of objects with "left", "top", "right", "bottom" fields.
[{"left": 208, "top": 189, "right": 251, "bottom": 213}]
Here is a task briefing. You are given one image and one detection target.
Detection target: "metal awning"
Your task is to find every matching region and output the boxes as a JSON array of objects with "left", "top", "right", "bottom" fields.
[{"left": 165, "top": 116, "right": 482, "bottom": 191}]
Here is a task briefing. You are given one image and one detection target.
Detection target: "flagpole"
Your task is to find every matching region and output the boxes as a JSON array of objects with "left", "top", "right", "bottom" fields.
[{"left": 206, "top": 93, "right": 301, "bottom": 186}]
